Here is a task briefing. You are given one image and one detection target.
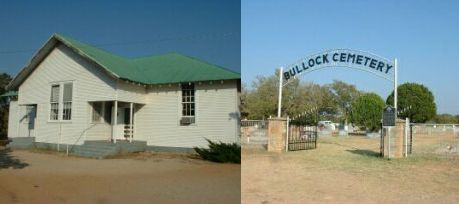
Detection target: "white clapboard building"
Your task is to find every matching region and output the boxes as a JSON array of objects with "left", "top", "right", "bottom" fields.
[{"left": 3, "top": 33, "right": 240, "bottom": 155}]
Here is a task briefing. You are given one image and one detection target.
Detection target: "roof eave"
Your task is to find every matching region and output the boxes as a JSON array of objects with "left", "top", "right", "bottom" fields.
[
  {"left": 6, "top": 35, "right": 58, "bottom": 90},
  {"left": 53, "top": 34, "right": 121, "bottom": 80},
  {"left": 6, "top": 34, "right": 122, "bottom": 90}
]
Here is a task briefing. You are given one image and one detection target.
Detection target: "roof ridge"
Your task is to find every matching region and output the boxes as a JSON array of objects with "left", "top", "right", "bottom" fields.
[{"left": 53, "top": 33, "right": 129, "bottom": 60}]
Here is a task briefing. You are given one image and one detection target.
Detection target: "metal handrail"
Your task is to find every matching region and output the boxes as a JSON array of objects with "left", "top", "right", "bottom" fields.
[{"left": 66, "top": 123, "right": 99, "bottom": 156}]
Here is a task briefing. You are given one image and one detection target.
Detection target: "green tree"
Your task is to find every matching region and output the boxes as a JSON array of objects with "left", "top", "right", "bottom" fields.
[
  {"left": 432, "top": 114, "right": 458, "bottom": 124},
  {"left": 244, "top": 69, "right": 301, "bottom": 119},
  {"left": 0, "top": 73, "right": 13, "bottom": 138},
  {"left": 240, "top": 82, "right": 249, "bottom": 118},
  {"left": 244, "top": 73, "right": 279, "bottom": 119},
  {"left": 350, "top": 93, "right": 385, "bottom": 131},
  {"left": 327, "top": 80, "right": 361, "bottom": 124},
  {"left": 386, "top": 83, "right": 436, "bottom": 123}
]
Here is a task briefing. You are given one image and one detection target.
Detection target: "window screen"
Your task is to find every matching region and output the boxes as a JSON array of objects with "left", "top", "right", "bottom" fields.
[
  {"left": 92, "top": 102, "right": 103, "bottom": 122},
  {"left": 49, "top": 85, "right": 60, "bottom": 120},
  {"left": 62, "top": 83, "right": 72, "bottom": 120}
]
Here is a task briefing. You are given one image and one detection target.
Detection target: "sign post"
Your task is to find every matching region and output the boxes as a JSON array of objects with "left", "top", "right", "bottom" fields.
[{"left": 383, "top": 106, "right": 396, "bottom": 159}]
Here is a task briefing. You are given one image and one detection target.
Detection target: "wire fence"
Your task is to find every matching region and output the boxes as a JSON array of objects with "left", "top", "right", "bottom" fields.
[
  {"left": 240, "top": 120, "right": 268, "bottom": 147},
  {"left": 411, "top": 124, "right": 459, "bottom": 156}
]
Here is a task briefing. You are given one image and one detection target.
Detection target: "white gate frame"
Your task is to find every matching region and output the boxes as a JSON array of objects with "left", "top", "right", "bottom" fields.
[{"left": 277, "top": 50, "right": 398, "bottom": 118}]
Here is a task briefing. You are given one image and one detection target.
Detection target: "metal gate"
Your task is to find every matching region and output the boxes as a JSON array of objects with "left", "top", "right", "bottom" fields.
[{"left": 288, "top": 125, "right": 318, "bottom": 151}]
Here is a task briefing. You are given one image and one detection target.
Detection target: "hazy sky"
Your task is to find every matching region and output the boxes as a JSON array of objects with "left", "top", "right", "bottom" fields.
[
  {"left": 0, "top": 0, "right": 241, "bottom": 74},
  {"left": 242, "top": 0, "right": 459, "bottom": 114}
]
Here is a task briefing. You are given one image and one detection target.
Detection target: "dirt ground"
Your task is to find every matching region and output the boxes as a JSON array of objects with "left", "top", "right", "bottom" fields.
[
  {"left": 242, "top": 135, "right": 459, "bottom": 204},
  {"left": 0, "top": 149, "right": 240, "bottom": 204}
]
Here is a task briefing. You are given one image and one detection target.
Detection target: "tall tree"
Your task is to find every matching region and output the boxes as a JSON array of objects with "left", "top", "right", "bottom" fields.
[
  {"left": 350, "top": 93, "right": 385, "bottom": 131},
  {"left": 0, "top": 73, "right": 12, "bottom": 138},
  {"left": 327, "top": 80, "right": 361, "bottom": 124},
  {"left": 386, "top": 83, "right": 436, "bottom": 123},
  {"left": 244, "top": 70, "right": 282, "bottom": 119}
]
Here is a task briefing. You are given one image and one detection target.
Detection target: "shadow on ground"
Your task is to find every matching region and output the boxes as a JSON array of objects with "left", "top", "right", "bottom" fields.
[
  {"left": 0, "top": 147, "right": 29, "bottom": 169},
  {"left": 346, "top": 149, "right": 381, "bottom": 158}
]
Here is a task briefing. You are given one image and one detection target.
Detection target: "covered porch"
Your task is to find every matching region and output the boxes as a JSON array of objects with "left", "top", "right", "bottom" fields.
[{"left": 88, "top": 100, "right": 145, "bottom": 143}]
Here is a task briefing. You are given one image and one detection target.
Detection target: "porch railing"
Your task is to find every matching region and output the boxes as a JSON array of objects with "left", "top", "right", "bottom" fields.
[{"left": 124, "top": 124, "right": 134, "bottom": 139}]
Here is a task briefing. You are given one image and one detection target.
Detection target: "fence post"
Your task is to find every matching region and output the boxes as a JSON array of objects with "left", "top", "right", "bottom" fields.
[
  {"left": 405, "top": 118, "right": 409, "bottom": 157},
  {"left": 380, "top": 122, "right": 384, "bottom": 157},
  {"left": 286, "top": 116, "right": 289, "bottom": 152},
  {"left": 409, "top": 124, "right": 413, "bottom": 154}
]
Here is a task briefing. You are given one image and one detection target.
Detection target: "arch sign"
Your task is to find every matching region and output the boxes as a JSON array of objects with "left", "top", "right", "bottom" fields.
[{"left": 277, "top": 49, "right": 398, "bottom": 117}]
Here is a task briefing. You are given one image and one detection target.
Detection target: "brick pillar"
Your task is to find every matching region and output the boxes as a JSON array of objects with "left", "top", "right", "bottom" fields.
[
  {"left": 267, "top": 118, "right": 287, "bottom": 152},
  {"left": 384, "top": 119, "right": 406, "bottom": 159}
]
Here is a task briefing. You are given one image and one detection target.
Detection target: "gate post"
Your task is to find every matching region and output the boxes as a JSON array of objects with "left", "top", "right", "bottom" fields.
[
  {"left": 383, "top": 119, "right": 406, "bottom": 159},
  {"left": 267, "top": 118, "right": 287, "bottom": 152}
]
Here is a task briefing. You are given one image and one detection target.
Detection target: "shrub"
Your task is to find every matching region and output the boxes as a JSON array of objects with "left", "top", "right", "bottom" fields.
[{"left": 194, "top": 139, "right": 241, "bottom": 163}]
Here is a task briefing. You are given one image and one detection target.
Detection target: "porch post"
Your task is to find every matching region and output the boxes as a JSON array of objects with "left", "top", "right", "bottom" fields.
[
  {"left": 113, "top": 100, "right": 118, "bottom": 143},
  {"left": 129, "top": 102, "right": 133, "bottom": 143}
]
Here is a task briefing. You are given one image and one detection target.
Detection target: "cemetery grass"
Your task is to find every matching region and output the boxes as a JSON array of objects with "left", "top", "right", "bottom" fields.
[{"left": 242, "top": 135, "right": 459, "bottom": 204}]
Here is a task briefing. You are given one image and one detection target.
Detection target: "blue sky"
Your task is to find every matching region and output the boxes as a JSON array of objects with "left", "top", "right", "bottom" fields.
[
  {"left": 242, "top": 0, "right": 459, "bottom": 114},
  {"left": 0, "top": 0, "right": 240, "bottom": 74}
]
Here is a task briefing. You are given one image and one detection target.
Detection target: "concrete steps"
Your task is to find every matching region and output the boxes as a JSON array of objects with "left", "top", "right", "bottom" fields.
[
  {"left": 8, "top": 137, "right": 35, "bottom": 149},
  {"left": 71, "top": 140, "right": 147, "bottom": 159}
]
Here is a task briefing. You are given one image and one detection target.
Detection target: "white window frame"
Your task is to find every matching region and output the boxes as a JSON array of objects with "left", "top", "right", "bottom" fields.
[
  {"left": 48, "top": 81, "right": 74, "bottom": 123},
  {"left": 179, "top": 83, "right": 197, "bottom": 126},
  {"left": 49, "top": 84, "right": 60, "bottom": 121},
  {"left": 62, "top": 82, "right": 73, "bottom": 121}
]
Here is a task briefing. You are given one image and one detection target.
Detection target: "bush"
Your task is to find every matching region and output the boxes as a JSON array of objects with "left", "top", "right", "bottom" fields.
[{"left": 194, "top": 139, "right": 241, "bottom": 163}]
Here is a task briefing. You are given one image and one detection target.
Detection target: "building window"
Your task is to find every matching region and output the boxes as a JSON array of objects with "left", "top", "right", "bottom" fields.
[
  {"left": 62, "top": 83, "right": 73, "bottom": 120},
  {"left": 50, "top": 85, "right": 60, "bottom": 120},
  {"left": 92, "top": 102, "right": 103, "bottom": 123},
  {"left": 180, "top": 83, "right": 195, "bottom": 125},
  {"left": 49, "top": 82, "right": 73, "bottom": 121}
]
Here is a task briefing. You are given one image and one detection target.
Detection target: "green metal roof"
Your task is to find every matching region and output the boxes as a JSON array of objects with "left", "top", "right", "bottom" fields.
[
  {"left": 54, "top": 33, "right": 240, "bottom": 84},
  {"left": 0, "top": 91, "right": 18, "bottom": 97}
]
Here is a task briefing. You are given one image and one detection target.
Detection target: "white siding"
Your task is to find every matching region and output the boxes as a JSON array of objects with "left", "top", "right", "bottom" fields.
[
  {"left": 117, "top": 80, "right": 147, "bottom": 103},
  {"left": 13, "top": 42, "right": 240, "bottom": 148},
  {"left": 82, "top": 103, "right": 112, "bottom": 141},
  {"left": 17, "top": 44, "right": 117, "bottom": 145},
  {"left": 7, "top": 100, "right": 18, "bottom": 138},
  {"left": 135, "top": 80, "right": 239, "bottom": 148}
]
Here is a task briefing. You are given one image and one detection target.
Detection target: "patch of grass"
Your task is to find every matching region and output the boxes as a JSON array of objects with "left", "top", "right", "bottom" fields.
[
  {"left": 194, "top": 139, "right": 241, "bottom": 163},
  {"left": 291, "top": 136, "right": 459, "bottom": 176}
]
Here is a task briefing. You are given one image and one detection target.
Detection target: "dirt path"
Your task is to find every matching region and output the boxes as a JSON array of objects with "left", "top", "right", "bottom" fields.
[
  {"left": 0, "top": 150, "right": 240, "bottom": 204},
  {"left": 242, "top": 136, "right": 459, "bottom": 204}
]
